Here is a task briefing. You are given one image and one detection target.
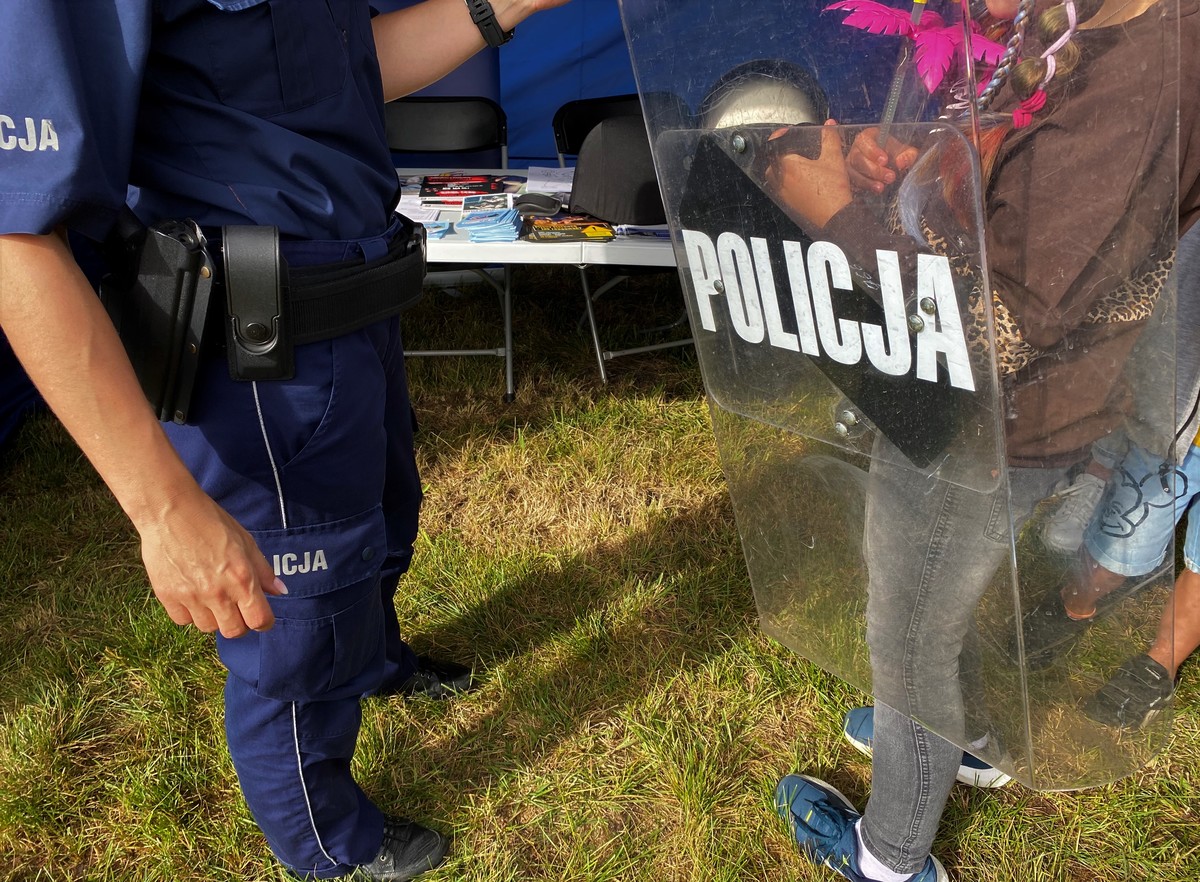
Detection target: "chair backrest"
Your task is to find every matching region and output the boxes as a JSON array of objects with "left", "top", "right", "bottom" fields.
[
  {"left": 384, "top": 96, "right": 508, "bottom": 168},
  {"left": 551, "top": 93, "right": 643, "bottom": 167},
  {"left": 568, "top": 115, "right": 666, "bottom": 226}
]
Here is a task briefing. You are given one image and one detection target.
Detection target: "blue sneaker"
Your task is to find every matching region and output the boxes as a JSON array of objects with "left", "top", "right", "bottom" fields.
[
  {"left": 843, "top": 707, "right": 1011, "bottom": 789},
  {"left": 774, "top": 774, "right": 947, "bottom": 882}
]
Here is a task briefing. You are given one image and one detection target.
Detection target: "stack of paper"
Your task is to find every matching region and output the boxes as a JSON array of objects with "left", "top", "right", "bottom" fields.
[{"left": 457, "top": 208, "right": 523, "bottom": 242}]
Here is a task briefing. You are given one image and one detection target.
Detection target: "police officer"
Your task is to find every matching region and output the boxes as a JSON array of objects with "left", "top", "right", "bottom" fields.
[{"left": 0, "top": 0, "right": 569, "bottom": 879}]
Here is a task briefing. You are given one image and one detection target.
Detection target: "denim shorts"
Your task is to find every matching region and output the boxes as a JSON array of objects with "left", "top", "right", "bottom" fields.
[{"left": 1084, "top": 443, "right": 1200, "bottom": 576}]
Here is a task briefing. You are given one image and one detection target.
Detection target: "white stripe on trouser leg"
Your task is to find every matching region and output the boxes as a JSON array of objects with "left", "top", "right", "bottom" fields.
[
  {"left": 252, "top": 381, "right": 288, "bottom": 529},
  {"left": 292, "top": 702, "right": 338, "bottom": 868}
]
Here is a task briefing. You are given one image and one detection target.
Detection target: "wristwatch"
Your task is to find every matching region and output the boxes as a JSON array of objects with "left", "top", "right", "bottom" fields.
[{"left": 464, "top": 0, "right": 515, "bottom": 47}]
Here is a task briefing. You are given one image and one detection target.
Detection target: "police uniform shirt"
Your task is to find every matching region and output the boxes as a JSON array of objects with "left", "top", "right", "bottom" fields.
[{"left": 0, "top": 0, "right": 399, "bottom": 244}]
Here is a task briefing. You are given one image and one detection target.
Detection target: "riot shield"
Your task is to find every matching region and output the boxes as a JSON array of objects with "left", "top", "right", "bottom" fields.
[{"left": 620, "top": 0, "right": 1181, "bottom": 788}]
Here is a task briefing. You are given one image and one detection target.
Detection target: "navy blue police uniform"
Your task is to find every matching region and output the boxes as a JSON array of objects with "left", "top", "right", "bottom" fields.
[{"left": 2, "top": 1, "right": 428, "bottom": 876}]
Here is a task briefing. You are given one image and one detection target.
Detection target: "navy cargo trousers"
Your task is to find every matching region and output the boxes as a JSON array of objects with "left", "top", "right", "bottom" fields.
[{"left": 165, "top": 229, "right": 422, "bottom": 878}]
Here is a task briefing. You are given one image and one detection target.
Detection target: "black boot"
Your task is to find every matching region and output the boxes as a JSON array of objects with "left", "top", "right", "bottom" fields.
[{"left": 351, "top": 816, "right": 448, "bottom": 881}]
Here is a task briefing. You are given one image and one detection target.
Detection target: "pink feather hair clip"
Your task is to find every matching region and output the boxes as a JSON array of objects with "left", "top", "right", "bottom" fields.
[{"left": 825, "top": 0, "right": 1005, "bottom": 94}]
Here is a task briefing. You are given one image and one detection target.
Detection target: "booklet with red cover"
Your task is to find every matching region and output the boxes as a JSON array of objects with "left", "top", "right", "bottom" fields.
[{"left": 419, "top": 174, "right": 524, "bottom": 205}]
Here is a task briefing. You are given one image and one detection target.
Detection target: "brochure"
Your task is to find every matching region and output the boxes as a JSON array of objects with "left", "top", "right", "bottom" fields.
[
  {"left": 460, "top": 192, "right": 514, "bottom": 212},
  {"left": 525, "top": 215, "right": 616, "bottom": 242}
]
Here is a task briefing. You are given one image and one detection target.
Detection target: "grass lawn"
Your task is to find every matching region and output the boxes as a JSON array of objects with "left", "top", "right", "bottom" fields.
[{"left": 1, "top": 267, "right": 1198, "bottom": 881}]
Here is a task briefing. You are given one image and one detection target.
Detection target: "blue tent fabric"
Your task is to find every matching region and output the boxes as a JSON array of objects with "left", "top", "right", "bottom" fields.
[
  {"left": 374, "top": 0, "right": 635, "bottom": 164},
  {"left": 499, "top": 0, "right": 636, "bottom": 163}
]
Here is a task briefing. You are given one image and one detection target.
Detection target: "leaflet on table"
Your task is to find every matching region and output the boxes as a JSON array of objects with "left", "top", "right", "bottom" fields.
[
  {"left": 458, "top": 208, "right": 523, "bottom": 242},
  {"left": 460, "top": 192, "right": 514, "bottom": 211},
  {"left": 615, "top": 224, "right": 671, "bottom": 239},
  {"left": 524, "top": 166, "right": 574, "bottom": 193},
  {"left": 525, "top": 215, "right": 615, "bottom": 242},
  {"left": 396, "top": 196, "right": 442, "bottom": 222}
]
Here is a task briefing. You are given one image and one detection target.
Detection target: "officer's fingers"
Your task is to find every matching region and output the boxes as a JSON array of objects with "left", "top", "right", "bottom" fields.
[
  {"left": 252, "top": 546, "right": 287, "bottom": 597},
  {"left": 819, "top": 119, "right": 845, "bottom": 158},
  {"left": 157, "top": 596, "right": 197, "bottom": 629},
  {"left": 185, "top": 603, "right": 221, "bottom": 634},
  {"left": 240, "top": 600, "right": 274, "bottom": 633},
  {"left": 239, "top": 591, "right": 276, "bottom": 633},
  {"left": 206, "top": 594, "right": 254, "bottom": 639},
  {"left": 148, "top": 575, "right": 213, "bottom": 631}
]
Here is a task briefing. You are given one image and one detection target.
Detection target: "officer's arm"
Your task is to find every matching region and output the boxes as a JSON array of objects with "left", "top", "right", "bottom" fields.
[
  {"left": 372, "top": 0, "right": 572, "bottom": 102},
  {"left": 0, "top": 232, "right": 282, "bottom": 638}
]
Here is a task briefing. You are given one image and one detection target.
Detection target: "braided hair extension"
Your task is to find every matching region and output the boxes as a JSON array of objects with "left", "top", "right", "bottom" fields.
[
  {"left": 1008, "top": 0, "right": 1106, "bottom": 101},
  {"left": 976, "top": 0, "right": 1037, "bottom": 111},
  {"left": 974, "top": 0, "right": 1107, "bottom": 183},
  {"left": 977, "top": 0, "right": 1105, "bottom": 114}
]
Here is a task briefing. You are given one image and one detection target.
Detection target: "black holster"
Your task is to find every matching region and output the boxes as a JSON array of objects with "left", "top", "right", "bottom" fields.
[
  {"left": 223, "top": 225, "right": 292, "bottom": 382},
  {"left": 99, "top": 214, "right": 214, "bottom": 425}
]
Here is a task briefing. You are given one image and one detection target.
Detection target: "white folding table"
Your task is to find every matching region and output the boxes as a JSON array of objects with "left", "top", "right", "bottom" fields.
[{"left": 398, "top": 169, "right": 681, "bottom": 398}]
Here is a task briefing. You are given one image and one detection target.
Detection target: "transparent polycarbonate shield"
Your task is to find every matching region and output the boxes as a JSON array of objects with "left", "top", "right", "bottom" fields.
[{"left": 620, "top": 0, "right": 1181, "bottom": 788}]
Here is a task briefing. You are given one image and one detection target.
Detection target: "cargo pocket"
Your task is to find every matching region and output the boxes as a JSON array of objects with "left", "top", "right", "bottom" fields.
[{"left": 218, "top": 506, "right": 388, "bottom": 702}]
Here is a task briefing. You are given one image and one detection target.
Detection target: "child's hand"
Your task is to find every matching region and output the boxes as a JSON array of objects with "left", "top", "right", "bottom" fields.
[{"left": 846, "top": 128, "right": 919, "bottom": 194}]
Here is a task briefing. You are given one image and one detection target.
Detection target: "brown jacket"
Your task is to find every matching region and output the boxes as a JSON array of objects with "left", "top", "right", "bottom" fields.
[
  {"left": 990, "top": 0, "right": 1200, "bottom": 465},
  {"left": 823, "top": 0, "right": 1200, "bottom": 467}
]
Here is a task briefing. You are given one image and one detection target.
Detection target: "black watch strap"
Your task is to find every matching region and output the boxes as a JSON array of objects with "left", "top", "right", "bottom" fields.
[{"left": 464, "top": 0, "right": 515, "bottom": 47}]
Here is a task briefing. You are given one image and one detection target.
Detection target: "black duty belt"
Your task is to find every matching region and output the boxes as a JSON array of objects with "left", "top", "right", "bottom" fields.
[{"left": 100, "top": 210, "right": 426, "bottom": 424}]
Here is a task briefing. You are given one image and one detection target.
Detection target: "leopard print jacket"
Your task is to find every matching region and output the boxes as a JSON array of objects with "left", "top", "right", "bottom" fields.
[{"left": 898, "top": 207, "right": 1172, "bottom": 376}]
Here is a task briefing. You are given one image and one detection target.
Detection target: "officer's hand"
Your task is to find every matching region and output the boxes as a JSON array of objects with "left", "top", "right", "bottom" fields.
[
  {"left": 138, "top": 488, "right": 285, "bottom": 638},
  {"left": 764, "top": 120, "right": 853, "bottom": 230}
]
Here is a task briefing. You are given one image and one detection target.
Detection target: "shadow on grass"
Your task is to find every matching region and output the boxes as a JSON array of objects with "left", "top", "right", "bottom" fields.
[{"left": 364, "top": 492, "right": 753, "bottom": 794}]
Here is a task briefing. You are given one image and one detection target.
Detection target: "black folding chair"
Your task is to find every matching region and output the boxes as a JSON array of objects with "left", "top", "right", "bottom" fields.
[
  {"left": 552, "top": 98, "right": 692, "bottom": 382},
  {"left": 386, "top": 96, "right": 517, "bottom": 399},
  {"left": 384, "top": 95, "right": 508, "bottom": 168},
  {"left": 551, "top": 93, "right": 643, "bottom": 168}
]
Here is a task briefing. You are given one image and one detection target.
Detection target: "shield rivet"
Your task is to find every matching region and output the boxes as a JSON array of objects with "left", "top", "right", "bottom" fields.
[
  {"left": 732, "top": 134, "right": 747, "bottom": 153},
  {"left": 920, "top": 297, "right": 937, "bottom": 315},
  {"left": 907, "top": 314, "right": 925, "bottom": 333}
]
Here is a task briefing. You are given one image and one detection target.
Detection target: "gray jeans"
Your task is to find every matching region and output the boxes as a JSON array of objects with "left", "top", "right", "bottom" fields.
[{"left": 858, "top": 437, "right": 1064, "bottom": 873}]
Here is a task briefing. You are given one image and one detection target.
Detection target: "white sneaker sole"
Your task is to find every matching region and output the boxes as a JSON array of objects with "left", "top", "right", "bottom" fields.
[{"left": 844, "top": 730, "right": 1012, "bottom": 789}]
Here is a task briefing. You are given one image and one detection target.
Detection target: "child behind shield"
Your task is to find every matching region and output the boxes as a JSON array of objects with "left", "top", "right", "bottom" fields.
[{"left": 765, "top": 0, "right": 1200, "bottom": 880}]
